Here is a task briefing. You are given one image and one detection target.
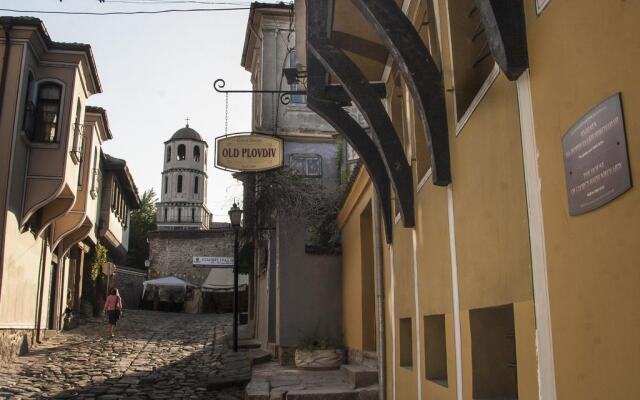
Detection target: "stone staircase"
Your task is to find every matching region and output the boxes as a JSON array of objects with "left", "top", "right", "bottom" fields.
[{"left": 245, "top": 352, "right": 380, "bottom": 400}]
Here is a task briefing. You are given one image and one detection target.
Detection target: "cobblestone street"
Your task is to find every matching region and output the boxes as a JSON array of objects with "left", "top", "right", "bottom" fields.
[{"left": 0, "top": 311, "right": 246, "bottom": 400}]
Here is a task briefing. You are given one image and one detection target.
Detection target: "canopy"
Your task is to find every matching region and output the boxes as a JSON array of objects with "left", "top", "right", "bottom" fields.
[
  {"left": 142, "top": 276, "right": 196, "bottom": 299},
  {"left": 202, "top": 268, "right": 249, "bottom": 292}
]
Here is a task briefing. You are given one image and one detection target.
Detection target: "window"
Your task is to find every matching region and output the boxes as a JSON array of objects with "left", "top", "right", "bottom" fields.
[
  {"left": 164, "top": 176, "right": 168, "bottom": 194},
  {"left": 166, "top": 146, "right": 171, "bottom": 162},
  {"left": 470, "top": 304, "right": 518, "bottom": 399},
  {"left": 164, "top": 207, "right": 168, "bottom": 222},
  {"left": 448, "top": 0, "right": 496, "bottom": 120},
  {"left": 412, "top": 100, "right": 432, "bottom": 182},
  {"left": 177, "top": 144, "right": 186, "bottom": 160},
  {"left": 90, "top": 148, "right": 98, "bottom": 198},
  {"left": 191, "top": 208, "right": 195, "bottom": 222},
  {"left": 178, "top": 208, "right": 182, "bottom": 222},
  {"left": 424, "top": 314, "right": 448, "bottom": 387},
  {"left": 399, "top": 318, "right": 413, "bottom": 368},
  {"left": 194, "top": 176, "right": 199, "bottom": 194},
  {"left": 177, "top": 175, "right": 183, "bottom": 193},
  {"left": 289, "top": 50, "right": 306, "bottom": 104},
  {"left": 74, "top": 103, "right": 85, "bottom": 184},
  {"left": 416, "top": 0, "right": 441, "bottom": 71},
  {"left": 32, "top": 82, "right": 62, "bottom": 142},
  {"left": 22, "top": 72, "right": 35, "bottom": 134},
  {"left": 194, "top": 145, "right": 201, "bottom": 162},
  {"left": 290, "top": 154, "right": 322, "bottom": 177}
]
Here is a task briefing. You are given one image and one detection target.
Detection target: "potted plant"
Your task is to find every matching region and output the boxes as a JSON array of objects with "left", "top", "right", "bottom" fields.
[{"left": 294, "top": 337, "right": 345, "bottom": 370}]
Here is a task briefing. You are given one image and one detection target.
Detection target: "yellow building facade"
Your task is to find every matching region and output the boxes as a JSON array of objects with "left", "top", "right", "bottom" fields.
[{"left": 313, "top": 1, "right": 640, "bottom": 399}]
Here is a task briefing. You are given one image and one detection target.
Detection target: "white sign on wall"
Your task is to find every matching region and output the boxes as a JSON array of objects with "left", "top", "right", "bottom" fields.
[{"left": 193, "top": 256, "right": 234, "bottom": 268}]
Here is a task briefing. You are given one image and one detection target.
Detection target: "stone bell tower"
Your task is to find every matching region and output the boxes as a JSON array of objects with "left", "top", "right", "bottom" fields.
[{"left": 156, "top": 123, "right": 210, "bottom": 230}]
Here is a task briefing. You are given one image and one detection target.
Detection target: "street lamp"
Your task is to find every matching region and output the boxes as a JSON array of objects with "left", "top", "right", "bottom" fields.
[{"left": 228, "top": 202, "right": 243, "bottom": 352}]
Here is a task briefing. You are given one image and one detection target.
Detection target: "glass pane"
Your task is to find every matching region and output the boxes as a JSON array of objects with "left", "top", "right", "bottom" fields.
[
  {"left": 290, "top": 157, "right": 305, "bottom": 175},
  {"left": 39, "top": 85, "right": 61, "bottom": 100},
  {"left": 307, "top": 157, "right": 322, "bottom": 176}
]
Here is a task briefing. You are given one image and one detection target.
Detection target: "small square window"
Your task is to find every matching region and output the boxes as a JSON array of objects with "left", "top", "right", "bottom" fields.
[
  {"left": 399, "top": 317, "right": 413, "bottom": 368},
  {"left": 424, "top": 314, "right": 448, "bottom": 387},
  {"left": 289, "top": 154, "right": 322, "bottom": 177},
  {"left": 470, "top": 304, "right": 518, "bottom": 399}
]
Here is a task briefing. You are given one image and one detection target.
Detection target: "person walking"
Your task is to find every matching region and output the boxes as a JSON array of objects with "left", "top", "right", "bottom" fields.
[{"left": 103, "top": 288, "right": 123, "bottom": 337}]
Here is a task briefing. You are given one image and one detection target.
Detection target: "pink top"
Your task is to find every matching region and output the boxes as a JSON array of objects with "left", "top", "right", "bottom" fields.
[{"left": 104, "top": 295, "right": 122, "bottom": 311}]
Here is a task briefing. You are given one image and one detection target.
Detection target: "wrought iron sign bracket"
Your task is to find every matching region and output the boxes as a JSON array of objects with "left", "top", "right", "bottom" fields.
[{"left": 214, "top": 79, "right": 304, "bottom": 105}]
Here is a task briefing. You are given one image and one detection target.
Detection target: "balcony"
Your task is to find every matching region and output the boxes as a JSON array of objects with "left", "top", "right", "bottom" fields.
[{"left": 70, "top": 123, "right": 86, "bottom": 164}]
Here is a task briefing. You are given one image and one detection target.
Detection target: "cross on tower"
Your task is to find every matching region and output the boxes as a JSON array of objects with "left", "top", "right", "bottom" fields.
[{"left": 185, "top": 117, "right": 190, "bottom": 127}]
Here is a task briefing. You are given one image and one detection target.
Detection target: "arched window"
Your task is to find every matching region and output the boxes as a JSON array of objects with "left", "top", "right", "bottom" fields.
[
  {"left": 33, "top": 82, "right": 62, "bottom": 142},
  {"left": 164, "top": 176, "right": 168, "bottom": 194},
  {"left": 191, "top": 208, "right": 195, "bottom": 222},
  {"left": 164, "top": 207, "right": 168, "bottom": 221},
  {"left": 177, "top": 175, "right": 183, "bottom": 193},
  {"left": 194, "top": 176, "right": 199, "bottom": 194},
  {"left": 177, "top": 144, "right": 186, "bottom": 160},
  {"left": 166, "top": 146, "right": 171, "bottom": 162},
  {"left": 194, "top": 146, "right": 201, "bottom": 162},
  {"left": 178, "top": 208, "right": 182, "bottom": 222}
]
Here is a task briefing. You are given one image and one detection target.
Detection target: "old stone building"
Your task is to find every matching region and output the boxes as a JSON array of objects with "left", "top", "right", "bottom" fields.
[{"left": 148, "top": 126, "right": 242, "bottom": 301}]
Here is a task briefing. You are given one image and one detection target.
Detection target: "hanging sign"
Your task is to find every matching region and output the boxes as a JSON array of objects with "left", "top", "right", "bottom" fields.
[
  {"left": 193, "top": 256, "right": 234, "bottom": 268},
  {"left": 215, "top": 133, "right": 283, "bottom": 172},
  {"left": 562, "top": 93, "right": 632, "bottom": 216}
]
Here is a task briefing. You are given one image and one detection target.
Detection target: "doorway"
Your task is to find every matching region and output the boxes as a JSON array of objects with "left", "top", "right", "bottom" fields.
[
  {"left": 47, "top": 262, "right": 59, "bottom": 330},
  {"left": 360, "top": 203, "right": 376, "bottom": 351}
]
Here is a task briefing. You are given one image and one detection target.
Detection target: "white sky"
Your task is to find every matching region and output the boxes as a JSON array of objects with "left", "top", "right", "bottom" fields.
[{"left": 2, "top": 0, "right": 286, "bottom": 221}]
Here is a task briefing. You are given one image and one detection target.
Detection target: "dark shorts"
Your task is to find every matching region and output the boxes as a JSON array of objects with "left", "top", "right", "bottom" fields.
[{"left": 107, "top": 310, "right": 121, "bottom": 325}]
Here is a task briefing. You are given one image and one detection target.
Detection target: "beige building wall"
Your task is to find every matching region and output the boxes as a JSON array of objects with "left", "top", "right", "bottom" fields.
[{"left": 524, "top": 1, "right": 640, "bottom": 398}]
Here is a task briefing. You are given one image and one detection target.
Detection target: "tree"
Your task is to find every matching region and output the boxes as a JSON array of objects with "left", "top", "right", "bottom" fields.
[{"left": 127, "top": 189, "right": 157, "bottom": 268}]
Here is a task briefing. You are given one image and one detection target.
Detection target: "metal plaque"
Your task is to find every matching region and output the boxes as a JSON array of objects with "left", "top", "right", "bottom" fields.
[
  {"left": 215, "top": 133, "right": 283, "bottom": 172},
  {"left": 193, "top": 256, "right": 234, "bottom": 268},
  {"left": 562, "top": 93, "right": 632, "bottom": 216}
]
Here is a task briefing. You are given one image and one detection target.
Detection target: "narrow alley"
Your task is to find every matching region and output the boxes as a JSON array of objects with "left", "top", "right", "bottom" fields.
[{"left": 0, "top": 311, "right": 247, "bottom": 400}]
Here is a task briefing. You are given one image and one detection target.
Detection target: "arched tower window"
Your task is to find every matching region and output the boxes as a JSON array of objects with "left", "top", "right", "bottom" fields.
[
  {"left": 177, "top": 144, "right": 186, "bottom": 160},
  {"left": 178, "top": 208, "right": 182, "bottom": 222},
  {"left": 194, "top": 176, "right": 199, "bottom": 194},
  {"left": 194, "top": 146, "right": 201, "bottom": 162},
  {"left": 166, "top": 146, "right": 171, "bottom": 162},
  {"left": 164, "top": 208, "right": 168, "bottom": 221},
  {"left": 177, "top": 175, "right": 183, "bottom": 193},
  {"left": 164, "top": 176, "right": 168, "bottom": 194},
  {"left": 191, "top": 208, "right": 195, "bottom": 222}
]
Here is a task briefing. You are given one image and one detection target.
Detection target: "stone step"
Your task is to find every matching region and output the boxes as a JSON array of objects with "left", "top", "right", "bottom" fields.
[
  {"left": 285, "top": 388, "right": 357, "bottom": 400},
  {"left": 239, "top": 338, "right": 262, "bottom": 349},
  {"left": 245, "top": 379, "right": 270, "bottom": 400},
  {"left": 250, "top": 348, "right": 272, "bottom": 365},
  {"left": 340, "top": 364, "right": 378, "bottom": 389},
  {"left": 361, "top": 351, "right": 378, "bottom": 369}
]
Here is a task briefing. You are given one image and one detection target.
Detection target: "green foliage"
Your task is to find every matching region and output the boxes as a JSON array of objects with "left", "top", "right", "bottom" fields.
[
  {"left": 90, "top": 241, "right": 109, "bottom": 281},
  {"left": 256, "top": 167, "right": 342, "bottom": 250},
  {"left": 127, "top": 189, "right": 157, "bottom": 268}
]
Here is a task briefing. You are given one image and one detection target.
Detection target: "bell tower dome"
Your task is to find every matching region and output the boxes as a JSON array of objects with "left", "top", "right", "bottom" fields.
[{"left": 156, "top": 123, "right": 210, "bottom": 230}]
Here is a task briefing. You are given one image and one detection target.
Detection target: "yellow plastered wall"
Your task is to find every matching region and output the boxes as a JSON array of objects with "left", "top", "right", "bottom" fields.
[
  {"left": 525, "top": 0, "right": 640, "bottom": 398},
  {"left": 414, "top": 178, "right": 456, "bottom": 400},
  {"left": 339, "top": 178, "right": 373, "bottom": 351}
]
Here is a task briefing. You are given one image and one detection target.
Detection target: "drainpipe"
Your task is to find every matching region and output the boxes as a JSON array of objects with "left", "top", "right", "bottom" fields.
[
  {"left": 372, "top": 196, "right": 387, "bottom": 400},
  {"left": 0, "top": 19, "right": 12, "bottom": 302}
]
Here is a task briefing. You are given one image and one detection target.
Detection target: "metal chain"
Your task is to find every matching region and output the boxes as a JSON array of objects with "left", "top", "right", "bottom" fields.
[{"left": 224, "top": 92, "right": 229, "bottom": 135}]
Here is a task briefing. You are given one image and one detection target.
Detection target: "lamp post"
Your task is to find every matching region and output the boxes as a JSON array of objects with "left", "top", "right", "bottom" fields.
[{"left": 228, "top": 202, "right": 243, "bottom": 352}]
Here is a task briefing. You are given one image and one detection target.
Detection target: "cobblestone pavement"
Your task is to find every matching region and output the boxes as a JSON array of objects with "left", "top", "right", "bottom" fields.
[{"left": 0, "top": 310, "right": 246, "bottom": 399}]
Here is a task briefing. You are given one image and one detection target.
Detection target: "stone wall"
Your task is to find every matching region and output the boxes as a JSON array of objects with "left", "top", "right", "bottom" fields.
[
  {"left": 114, "top": 267, "right": 147, "bottom": 309},
  {"left": 0, "top": 329, "right": 34, "bottom": 362},
  {"left": 148, "top": 229, "right": 234, "bottom": 286}
]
